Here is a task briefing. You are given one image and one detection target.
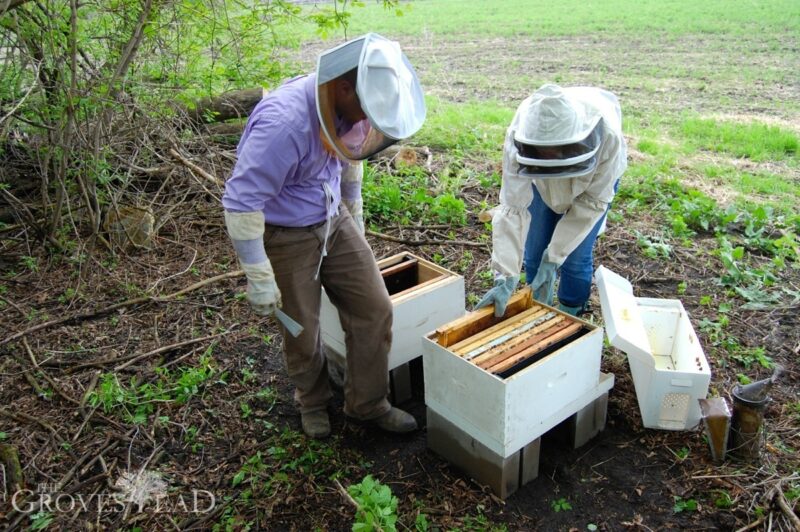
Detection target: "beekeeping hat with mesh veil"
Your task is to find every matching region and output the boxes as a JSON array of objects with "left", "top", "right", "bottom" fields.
[
  {"left": 514, "top": 84, "right": 603, "bottom": 179},
  {"left": 316, "top": 33, "right": 426, "bottom": 162}
]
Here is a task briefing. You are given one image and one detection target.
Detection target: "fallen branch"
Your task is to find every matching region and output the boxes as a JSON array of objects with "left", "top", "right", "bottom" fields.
[
  {"left": 776, "top": 485, "right": 800, "bottom": 530},
  {"left": 1, "top": 270, "right": 243, "bottom": 346},
  {"left": 184, "top": 87, "right": 264, "bottom": 124},
  {"left": 0, "top": 443, "right": 24, "bottom": 492},
  {"left": 367, "top": 229, "right": 489, "bottom": 248},
  {"left": 334, "top": 477, "right": 358, "bottom": 509},
  {"left": 0, "top": 408, "right": 68, "bottom": 446},
  {"left": 169, "top": 147, "right": 223, "bottom": 187},
  {"left": 734, "top": 515, "right": 766, "bottom": 532},
  {"left": 0, "top": 294, "right": 26, "bottom": 318},
  {"left": 113, "top": 329, "right": 234, "bottom": 371},
  {"left": 23, "top": 337, "right": 80, "bottom": 405}
]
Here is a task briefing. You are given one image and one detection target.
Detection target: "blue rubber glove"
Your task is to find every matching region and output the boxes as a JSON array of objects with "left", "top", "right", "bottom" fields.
[
  {"left": 476, "top": 275, "right": 519, "bottom": 317},
  {"left": 529, "top": 257, "right": 558, "bottom": 306},
  {"left": 558, "top": 302, "right": 583, "bottom": 316}
]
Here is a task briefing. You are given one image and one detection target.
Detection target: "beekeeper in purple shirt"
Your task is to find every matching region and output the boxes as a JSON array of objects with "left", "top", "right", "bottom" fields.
[{"left": 222, "top": 33, "right": 426, "bottom": 439}]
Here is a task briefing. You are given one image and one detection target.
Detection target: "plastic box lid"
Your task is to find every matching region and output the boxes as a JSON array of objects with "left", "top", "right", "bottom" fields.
[{"left": 594, "top": 265, "right": 655, "bottom": 368}]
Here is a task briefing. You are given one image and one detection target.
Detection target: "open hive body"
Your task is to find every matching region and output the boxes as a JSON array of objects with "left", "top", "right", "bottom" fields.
[
  {"left": 423, "top": 288, "right": 614, "bottom": 461},
  {"left": 320, "top": 252, "right": 465, "bottom": 371},
  {"left": 595, "top": 266, "right": 711, "bottom": 430}
]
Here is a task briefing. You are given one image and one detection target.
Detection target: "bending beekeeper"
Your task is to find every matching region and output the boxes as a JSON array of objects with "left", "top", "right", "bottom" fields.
[
  {"left": 221, "top": 33, "right": 426, "bottom": 438},
  {"left": 478, "top": 84, "right": 627, "bottom": 317}
]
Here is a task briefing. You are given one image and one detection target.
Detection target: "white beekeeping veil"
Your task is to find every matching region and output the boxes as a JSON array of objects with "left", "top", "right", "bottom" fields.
[
  {"left": 513, "top": 84, "right": 603, "bottom": 179},
  {"left": 316, "top": 33, "right": 426, "bottom": 162}
]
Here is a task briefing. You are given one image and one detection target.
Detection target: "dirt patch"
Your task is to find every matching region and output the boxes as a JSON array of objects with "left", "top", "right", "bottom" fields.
[
  {"left": 289, "top": 32, "right": 800, "bottom": 122},
  {"left": 2, "top": 163, "right": 798, "bottom": 530}
]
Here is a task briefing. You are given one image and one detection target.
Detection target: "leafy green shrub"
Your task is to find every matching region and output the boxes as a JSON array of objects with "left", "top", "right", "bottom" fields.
[
  {"left": 668, "top": 187, "right": 738, "bottom": 234},
  {"left": 430, "top": 194, "right": 467, "bottom": 225},
  {"left": 363, "top": 165, "right": 467, "bottom": 226},
  {"left": 88, "top": 354, "right": 216, "bottom": 423},
  {"left": 551, "top": 497, "right": 572, "bottom": 512},
  {"left": 673, "top": 496, "right": 698, "bottom": 513}
]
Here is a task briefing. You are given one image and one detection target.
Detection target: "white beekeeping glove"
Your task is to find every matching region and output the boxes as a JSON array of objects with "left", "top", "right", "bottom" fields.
[
  {"left": 341, "top": 161, "right": 365, "bottom": 234},
  {"left": 224, "top": 210, "right": 281, "bottom": 316}
]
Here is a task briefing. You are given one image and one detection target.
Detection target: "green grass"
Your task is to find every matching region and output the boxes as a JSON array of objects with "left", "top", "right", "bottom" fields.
[
  {"left": 322, "top": 0, "right": 800, "bottom": 39},
  {"left": 680, "top": 117, "right": 799, "bottom": 162},
  {"left": 294, "top": 0, "right": 800, "bottom": 232},
  {"left": 413, "top": 96, "right": 512, "bottom": 154},
  {"left": 701, "top": 165, "right": 800, "bottom": 212}
]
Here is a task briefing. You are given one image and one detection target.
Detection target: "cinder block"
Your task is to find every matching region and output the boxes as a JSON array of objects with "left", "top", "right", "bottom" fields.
[
  {"left": 389, "top": 362, "right": 412, "bottom": 405},
  {"left": 570, "top": 393, "right": 610, "bottom": 449},
  {"left": 427, "top": 407, "right": 520, "bottom": 499},
  {"left": 520, "top": 438, "right": 541, "bottom": 485},
  {"left": 428, "top": 395, "right": 609, "bottom": 498}
]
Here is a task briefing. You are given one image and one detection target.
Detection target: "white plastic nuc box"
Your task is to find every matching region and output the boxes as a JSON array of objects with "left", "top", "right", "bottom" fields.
[
  {"left": 320, "top": 252, "right": 466, "bottom": 370},
  {"left": 595, "top": 265, "right": 711, "bottom": 430}
]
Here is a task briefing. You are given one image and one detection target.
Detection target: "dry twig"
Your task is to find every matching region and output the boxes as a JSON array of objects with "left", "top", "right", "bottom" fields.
[
  {"left": 1, "top": 270, "right": 243, "bottom": 346},
  {"left": 169, "top": 147, "right": 223, "bottom": 186},
  {"left": 113, "top": 328, "right": 235, "bottom": 371},
  {"left": 367, "top": 229, "right": 489, "bottom": 248}
]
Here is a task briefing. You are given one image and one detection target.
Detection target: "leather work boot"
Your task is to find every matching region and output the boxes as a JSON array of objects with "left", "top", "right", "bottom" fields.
[
  {"left": 371, "top": 407, "right": 418, "bottom": 433},
  {"left": 301, "top": 410, "right": 331, "bottom": 439}
]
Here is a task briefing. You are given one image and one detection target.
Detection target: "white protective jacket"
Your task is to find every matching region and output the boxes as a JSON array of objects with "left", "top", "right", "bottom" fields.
[{"left": 491, "top": 87, "right": 627, "bottom": 277}]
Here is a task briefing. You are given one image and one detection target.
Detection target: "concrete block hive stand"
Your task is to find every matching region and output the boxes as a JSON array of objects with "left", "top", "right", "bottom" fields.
[{"left": 423, "top": 288, "right": 614, "bottom": 498}]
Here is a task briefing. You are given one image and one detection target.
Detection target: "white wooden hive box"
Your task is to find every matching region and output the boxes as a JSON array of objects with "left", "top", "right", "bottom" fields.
[
  {"left": 423, "top": 288, "right": 613, "bottom": 458},
  {"left": 321, "top": 252, "right": 466, "bottom": 369}
]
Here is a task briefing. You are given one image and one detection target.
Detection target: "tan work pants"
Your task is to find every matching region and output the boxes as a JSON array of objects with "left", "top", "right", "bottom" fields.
[{"left": 264, "top": 210, "right": 392, "bottom": 420}]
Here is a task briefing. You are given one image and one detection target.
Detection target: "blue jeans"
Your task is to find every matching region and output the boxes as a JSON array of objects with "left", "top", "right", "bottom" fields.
[{"left": 523, "top": 184, "right": 612, "bottom": 309}]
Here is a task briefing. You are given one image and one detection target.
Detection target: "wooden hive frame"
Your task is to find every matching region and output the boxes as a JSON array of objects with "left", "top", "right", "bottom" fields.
[{"left": 433, "top": 287, "right": 590, "bottom": 378}]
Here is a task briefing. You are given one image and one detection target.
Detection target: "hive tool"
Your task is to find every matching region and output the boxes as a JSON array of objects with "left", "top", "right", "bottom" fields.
[{"left": 275, "top": 308, "right": 304, "bottom": 338}]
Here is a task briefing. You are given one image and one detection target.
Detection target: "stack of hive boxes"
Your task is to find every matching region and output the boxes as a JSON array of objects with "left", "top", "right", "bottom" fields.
[{"left": 423, "top": 288, "right": 614, "bottom": 498}]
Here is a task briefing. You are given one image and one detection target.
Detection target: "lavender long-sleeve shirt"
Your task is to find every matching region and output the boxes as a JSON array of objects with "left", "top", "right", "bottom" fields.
[{"left": 222, "top": 74, "right": 360, "bottom": 227}]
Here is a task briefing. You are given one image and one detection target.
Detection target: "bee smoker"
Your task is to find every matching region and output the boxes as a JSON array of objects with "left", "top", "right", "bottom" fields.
[{"left": 729, "top": 367, "right": 780, "bottom": 461}]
